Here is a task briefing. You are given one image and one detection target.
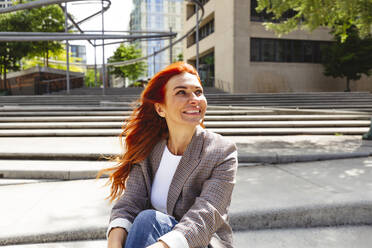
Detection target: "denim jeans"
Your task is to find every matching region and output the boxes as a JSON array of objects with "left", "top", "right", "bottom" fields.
[{"left": 124, "top": 209, "right": 178, "bottom": 248}]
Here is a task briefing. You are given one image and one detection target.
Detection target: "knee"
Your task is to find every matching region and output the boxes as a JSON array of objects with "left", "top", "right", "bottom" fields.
[{"left": 133, "top": 209, "right": 157, "bottom": 225}]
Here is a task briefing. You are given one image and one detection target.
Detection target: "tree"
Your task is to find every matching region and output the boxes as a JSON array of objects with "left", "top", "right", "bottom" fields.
[
  {"left": 0, "top": 10, "right": 33, "bottom": 93},
  {"left": 175, "top": 53, "right": 183, "bottom": 62},
  {"left": 27, "top": 5, "right": 65, "bottom": 67},
  {"left": 22, "top": 47, "right": 84, "bottom": 73},
  {"left": 256, "top": 0, "right": 372, "bottom": 41},
  {"left": 108, "top": 44, "right": 147, "bottom": 82},
  {"left": 321, "top": 27, "right": 372, "bottom": 91}
]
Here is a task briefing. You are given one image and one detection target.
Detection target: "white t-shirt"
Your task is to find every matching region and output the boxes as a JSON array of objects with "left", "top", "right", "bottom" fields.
[
  {"left": 151, "top": 145, "right": 182, "bottom": 214},
  {"left": 107, "top": 144, "right": 189, "bottom": 248}
]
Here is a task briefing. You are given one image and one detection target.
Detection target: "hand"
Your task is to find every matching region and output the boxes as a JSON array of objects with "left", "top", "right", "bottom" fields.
[{"left": 146, "top": 241, "right": 170, "bottom": 248}]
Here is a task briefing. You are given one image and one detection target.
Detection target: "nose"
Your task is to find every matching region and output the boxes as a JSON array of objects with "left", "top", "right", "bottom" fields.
[{"left": 188, "top": 92, "right": 199, "bottom": 104}]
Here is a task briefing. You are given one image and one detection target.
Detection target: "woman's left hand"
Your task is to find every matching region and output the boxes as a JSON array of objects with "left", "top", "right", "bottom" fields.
[{"left": 146, "top": 241, "right": 169, "bottom": 248}]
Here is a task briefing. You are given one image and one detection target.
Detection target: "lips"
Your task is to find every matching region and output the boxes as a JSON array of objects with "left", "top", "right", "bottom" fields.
[{"left": 183, "top": 110, "right": 201, "bottom": 114}]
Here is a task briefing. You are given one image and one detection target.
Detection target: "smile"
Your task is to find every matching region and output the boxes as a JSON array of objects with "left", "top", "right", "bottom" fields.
[{"left": 183, "top": 110, "right": 201, "bottom": 114}]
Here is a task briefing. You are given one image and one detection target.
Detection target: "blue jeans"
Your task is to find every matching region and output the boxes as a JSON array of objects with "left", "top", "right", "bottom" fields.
[{"left": 125, "top": 209, "right": 178, "bottom": 248}]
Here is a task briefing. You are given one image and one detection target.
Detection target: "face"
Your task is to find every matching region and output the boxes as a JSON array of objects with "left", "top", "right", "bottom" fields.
[{"left": 155, "top": 72, "right": 207, "bottom": 129}]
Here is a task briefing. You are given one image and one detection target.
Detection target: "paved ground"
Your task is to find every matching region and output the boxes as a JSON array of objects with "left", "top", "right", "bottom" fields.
[{"left": 1, "top": 156, "right": 372, "bottom": 246}]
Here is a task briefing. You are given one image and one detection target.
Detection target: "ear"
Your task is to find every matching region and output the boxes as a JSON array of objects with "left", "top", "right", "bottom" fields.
[{"left": 154, "top": 103, "right": 166, "bottom": 118}]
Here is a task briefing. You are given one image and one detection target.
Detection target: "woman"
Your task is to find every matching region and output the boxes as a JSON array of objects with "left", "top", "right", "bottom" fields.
[{"left": 101, "top": 62, "right": 238, "bottom": 248}]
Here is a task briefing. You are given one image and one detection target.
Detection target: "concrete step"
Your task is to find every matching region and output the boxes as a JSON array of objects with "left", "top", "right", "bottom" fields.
[
  {"left": 0, "top": 120, "right": 369, "bottom": 129},
  {"left": 0, "top": 157, "right": 371, "bottom": 245},
  {"left": 1, "top": 136, "right": 370, "bottom": 163},
  {"left": 0, "top": 114, "right": 370, "bottom": 123},
  {"left": 233, "top": 225, "right": 372, "bottom": 248},
  {"left": 3, "top": 225, "right": 372, "bottom": 247},
  {"left": 0, "top": 109, "right": 271, "bottom": 117},
  {"left": 0, "top": 160, "right": 115, "bottom": 180},
  {"left": 0, "top": 179, "right": 53, "bottom": 186},
  {"left": 0, "top": 127, "right": 368, "bottom": 137},
  {"left": 0, "top": 159, "right": 256, "bottom": 180}
]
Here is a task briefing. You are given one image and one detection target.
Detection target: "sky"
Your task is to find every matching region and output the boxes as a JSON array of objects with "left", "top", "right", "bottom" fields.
[{"left": 68, "top": 0, "right": 134, "bottom": 65}]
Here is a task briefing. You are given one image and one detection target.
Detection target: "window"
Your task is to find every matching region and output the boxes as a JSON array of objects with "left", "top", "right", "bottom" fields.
[
  {"left": 169, "top": 16, "right": 176, "bottom": 29},
  {"left": 168, "top": 1, "right": 176, "bottom": 13},
  {"left": 187, "top": 19, "right": 214, "bottom": 47},
  {"left": 186, "top": 0, "right": 209, "bottom": 20},
  {"left": 250, "top": 38, "right": 332, "bottom": 63},
  {"left": 155, "top": 0, "right": 162, "bottom": 12}
]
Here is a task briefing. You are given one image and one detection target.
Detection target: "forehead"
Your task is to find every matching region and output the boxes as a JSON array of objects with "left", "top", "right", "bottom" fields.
[{"left": 166, "top": 72, "right": 201, "bottom": 90}]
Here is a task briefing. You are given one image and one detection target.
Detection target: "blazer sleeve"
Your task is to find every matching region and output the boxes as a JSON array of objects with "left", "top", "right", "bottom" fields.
[
  {"left": 171, "top": 141, "right": 238, "bottom": 247},
  {"left": 109, "top": 163, "right": 150, "bottom": 225}
]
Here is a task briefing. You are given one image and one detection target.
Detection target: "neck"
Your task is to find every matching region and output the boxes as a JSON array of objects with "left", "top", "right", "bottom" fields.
[{"left": 167, "top": 125, "right": 197, "bottom": 156}]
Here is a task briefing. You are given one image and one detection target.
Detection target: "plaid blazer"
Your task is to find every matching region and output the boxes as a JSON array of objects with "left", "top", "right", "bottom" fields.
[{"left": 110, "top": 125, "right": 238, "bottom": 248}]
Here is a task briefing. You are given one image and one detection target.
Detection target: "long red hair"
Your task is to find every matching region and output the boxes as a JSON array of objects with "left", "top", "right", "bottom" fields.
[{"left": 98, "top": 62, "right": 203, "bottom": 202}]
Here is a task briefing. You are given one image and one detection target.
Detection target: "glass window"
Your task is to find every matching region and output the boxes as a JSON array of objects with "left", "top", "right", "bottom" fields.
[
  {"left": 303, "top": 41, "right": 313, "bottom": 62},
  {"left": 250, "top": 38, "right": 261, "bottom": 61},
  {"left": 262, "top": 39, "right": 275, "bottom": 61},
  {"left": 250, "top": 38, "right": 331, "bottom": 63},
  {"left": 292, "top": 40, "right": 303, "bottom": 62},
  {"left": 275, "top": 40, "right": 285, "bottom": 62}
]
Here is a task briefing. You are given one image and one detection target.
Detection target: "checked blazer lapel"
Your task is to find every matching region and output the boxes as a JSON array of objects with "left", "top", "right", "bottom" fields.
[
  {"left": 166, "top": 126, "right": 205, "bottom": 215},
  {"left": 149, "top": 138, "right": 167, "bottom": 178}
]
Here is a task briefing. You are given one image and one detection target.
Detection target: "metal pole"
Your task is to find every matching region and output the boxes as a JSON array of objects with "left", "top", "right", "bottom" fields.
[
  {"left": 64, "top": 2, "right": 70, "bottom": 94},
  {"left": 153, "top": 47, "right": 156, "bottom": 77},
  {"left": 169, "top": 27, "right": 173, "bottom": 64},
  {"left": 101, "top": 0, "right": 106, "bottom": 95},
  {"left": 195, "top": 4, "right": 199, "bottom": 72},
  {"left": 94, "top": 40, "right": 97, "bottom": 87}
]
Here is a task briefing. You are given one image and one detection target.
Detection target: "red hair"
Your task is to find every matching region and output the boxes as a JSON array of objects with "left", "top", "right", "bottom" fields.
[{"left": 98, "top": 62, "right": 203, "bottom": 202}]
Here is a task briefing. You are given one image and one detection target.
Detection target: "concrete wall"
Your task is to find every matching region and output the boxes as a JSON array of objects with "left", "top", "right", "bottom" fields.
[
  {"left": 184, "top": 0, "right": 235, "bottom": 92},
  {"left": 233, "top": 0, "right": 372, "bottom": 93},
  {"left": 3, "top": 67, "right": 84, "bottom": 95}
]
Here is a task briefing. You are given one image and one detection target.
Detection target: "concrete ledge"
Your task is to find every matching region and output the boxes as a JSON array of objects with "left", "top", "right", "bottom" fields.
[
  {"left": 238, "top": 151, "right": 371, "bottom": 164},
  {"left": 0, "top": 153, "right": 115, "bottom": 161},
  {"left": 1, "top": 202, "right": 371, "bottom": 246},
  {"left": 0, "top": 228, "right": 106, "bottom": 246},
  {"left": 230, "top": 202, "right": 372, "bottom": 231}
]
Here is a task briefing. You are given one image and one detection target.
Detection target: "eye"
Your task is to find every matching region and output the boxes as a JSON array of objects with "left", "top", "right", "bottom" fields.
[
  {"left": 176, "top": 90, "right": 186, "bottom": 95},
  {"left": 195, "top": 89, "right": 203, "bottom": 96}
]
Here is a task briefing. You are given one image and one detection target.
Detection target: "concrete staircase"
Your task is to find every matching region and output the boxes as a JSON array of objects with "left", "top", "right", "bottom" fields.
[
  {"left": 1, "top": 93, "right": 372, "bottom": 247},
  {"left": 3, "top": 91, "right": 372, "bottom": 111},
  {"left": 0, "top": 105, "right": 370, "bottom": 136}
]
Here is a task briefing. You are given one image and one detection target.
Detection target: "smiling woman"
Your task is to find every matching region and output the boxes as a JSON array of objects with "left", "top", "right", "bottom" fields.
[{"left": 99, "top": 62, "right": 238, "bottom": 248}]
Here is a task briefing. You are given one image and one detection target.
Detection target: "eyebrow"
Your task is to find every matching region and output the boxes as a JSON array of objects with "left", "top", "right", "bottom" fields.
[{"left": 173, "top": 85, "right": 202, "bottom": 91}]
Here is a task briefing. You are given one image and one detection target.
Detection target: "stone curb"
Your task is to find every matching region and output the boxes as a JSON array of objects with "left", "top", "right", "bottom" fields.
[
  {"left": 229, "top": 201, "right": 372, "bottom": 231},
  {"left": 0, "top": 152, "right": 371, "bottom": 180},
  {"left": 1, "top": 201, "right": 371, "bottom": 246},
  {"left": 238, "top": 151, "right": 372, "bottom": 164}
]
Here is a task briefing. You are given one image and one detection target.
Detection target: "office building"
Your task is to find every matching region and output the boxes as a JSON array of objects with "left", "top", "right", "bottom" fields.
[
  {"left": 183, "top": 0, "right": 372, "bottom": 93},
  {"left": 130, "top": 0, "right": 184, "bottom": 78},
  {"left": 70, "top": 45, "right": 87, "bottom": 64},
  {"left": 0, "top": 0, "right": 11, "bottom": 8}
]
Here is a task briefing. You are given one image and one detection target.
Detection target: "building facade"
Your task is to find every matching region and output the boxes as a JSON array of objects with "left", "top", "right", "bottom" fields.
[
  {"left": 0, "top": 0, "right": 11, "bottom": 8},
  {"left": 70, "top": 45, "right": 87, "bottom": 64},
  {"left": 130, "top": 0, "right": 184, "bottom": 78},
  {"left": 183, "top": 0, "right": 372, "bottom": 93}
]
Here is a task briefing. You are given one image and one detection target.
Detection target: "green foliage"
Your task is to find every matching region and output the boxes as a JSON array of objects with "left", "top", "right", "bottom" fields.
[
  {"left": 321, "top": 26, "right": 372, "bottom": 91},
  {"left": 176, "top": 53, "right": 183, "bottom": 62},
  {"left": 108, "top": 44, "right": 147, "bottom": 81},
  {"left": 0, "top": 2, "right": 65, "bottom": 91},
  {"left": 256, "top": 0, "right": 372, "bottom": 41},
  {"left": 22, "top": 47, "right": 85, "bottom": 73},
  {"left": 27, "top": 5, "right": 65, "bottom": 66},
  {"left": 84, "top": 69, "right": 102, "bottom": 87},
  {"left": 0, "top": 10, "right": 33, "bottom": 91}
]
